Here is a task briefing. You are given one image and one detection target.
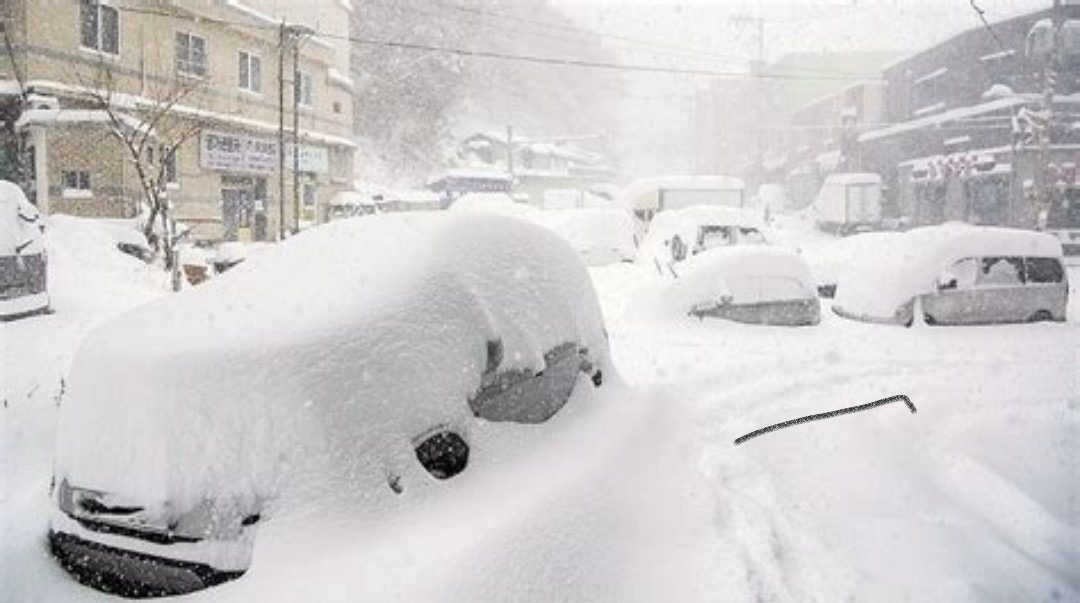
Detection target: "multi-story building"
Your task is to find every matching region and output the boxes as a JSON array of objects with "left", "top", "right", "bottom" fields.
[
  {"left": 0, "top": 0, "right": 355, "bottom": 242},
  {"left": 697, "top": 51, "right": 897, "bottom": 187},
  {"left": 857, "top": 4, "right": 1080, "bottom": 230}
]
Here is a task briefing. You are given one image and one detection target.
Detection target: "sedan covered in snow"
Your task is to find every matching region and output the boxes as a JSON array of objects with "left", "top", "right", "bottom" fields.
[
  {"left": 49, "top": 212, "right": 610, "bottom": 597},
  {"left": 638, "top": 205, "right": 769, "bottom": 271},
  {"left": 662, "top": 246, "right": 820, "bottom": 326},
  {"left": 534, "top": 208, "right": 639, "bottom": 266},
  {"left": 832, "top": 223, "right": 1068, "bottom": 326}
]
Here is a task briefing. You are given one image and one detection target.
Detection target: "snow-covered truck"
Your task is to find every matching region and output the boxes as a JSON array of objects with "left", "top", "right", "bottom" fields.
[
  {"left": 812, "top": 173, "right": 883, "bottom": 235},
  {"left": 624, "top": 176, "right": 746, "bottom": 224}
]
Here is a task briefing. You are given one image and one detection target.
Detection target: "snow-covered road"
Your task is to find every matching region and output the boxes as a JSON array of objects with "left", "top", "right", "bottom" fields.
[{"left": 2, "top": 218, "right": 1078, "bottom": 602}]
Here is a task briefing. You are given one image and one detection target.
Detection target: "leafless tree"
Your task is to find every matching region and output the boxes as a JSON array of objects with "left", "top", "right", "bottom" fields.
[{"left": 81, "top": 63, "right": 207, "bottom": 272}]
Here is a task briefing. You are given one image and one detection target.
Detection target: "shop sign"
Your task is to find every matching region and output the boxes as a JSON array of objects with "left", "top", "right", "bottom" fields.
[
  {"left": 201, "top": 131, "right": 278, "bottom": 174},
  {"left": 286, "top": 144, "right": 330, "bottom": 174}
]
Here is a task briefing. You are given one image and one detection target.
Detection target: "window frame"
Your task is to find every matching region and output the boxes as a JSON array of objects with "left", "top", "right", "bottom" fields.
[
  {"left": 61, "top": 170, "right": 92, "bottom": 198},
  {"left": 79, "top": 0, "right": 120, "bottom": 56},
  {"left": 296, "top": 71, "right": 314, "bottom": 108},
  {"left": 975, "top": 256, "right": 1026, "bottom": 288},
  {"left": 175, "top": 31, "right": 209, "bottom": 78},
  {"left": 238, "top": 50, "right": 262, "bottom": 94},
  {"left": 1023, "top": 256, "right": 1065, "bottom": 285}
]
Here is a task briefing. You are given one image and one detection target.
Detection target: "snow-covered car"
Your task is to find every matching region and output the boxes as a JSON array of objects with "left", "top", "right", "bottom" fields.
[
  {"left": 659, "top": 246, "right": 820, "bottom": 326},
  {"left": 534, "top": 208, "right": 639, "bottom": 266},
  {"left": 638, "top": 205, "right": 769, "bottom": 270},
  {"left": 832, "top": 223, "right": 1068, "bottom": 326},
  {"left": 801, "top": 231, "right": 903, "bottom": 298},
  {"left": 49, "top": 212, "right": 609, "bottom": 597},
  {"left": 0, "top": 180, "right": 49, "bottom": 320}
]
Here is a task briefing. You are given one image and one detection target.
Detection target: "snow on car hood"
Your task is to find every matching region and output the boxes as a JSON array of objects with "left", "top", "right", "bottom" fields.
[
  {"left": 629, "top": 246, "right": 814, "bottom": 319},
  {"left": 54, "top": 212, "right": 609, "bottom": 514},
  {"left": 833, "top": 223, "right": 1064, "bottom": 319}
]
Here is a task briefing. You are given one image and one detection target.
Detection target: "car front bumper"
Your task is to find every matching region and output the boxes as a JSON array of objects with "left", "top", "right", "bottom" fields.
[{"left": 50, "top": 504, "right": 255, "bottom": 597}]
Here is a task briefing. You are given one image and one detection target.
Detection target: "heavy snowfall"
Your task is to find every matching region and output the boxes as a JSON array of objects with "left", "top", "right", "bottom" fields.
[{"left": 2, "top": 1, "right": 1080, "bottom": 602}]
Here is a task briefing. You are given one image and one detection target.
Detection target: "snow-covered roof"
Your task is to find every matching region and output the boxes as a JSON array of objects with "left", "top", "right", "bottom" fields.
[
  {"left": 329, "top": 191, "right": 378, "bottom": 207},
  {"left": 860, "top": 97, "right": 1025, "bottom": 142},
  {"left": 55, "top": 212, "right": 609, "bottom": 507},
  {"left": 823, "top": 172, "right": 882, "bottom": 186},
  {"left": 833, "top": 223, "right": 1063, "bottom": 318},
  {"left": 14, "top": 108, "right": 149, "bottom": 134},
  {"left": 682, "top": 246, "right": 814, "bottom": 285}
]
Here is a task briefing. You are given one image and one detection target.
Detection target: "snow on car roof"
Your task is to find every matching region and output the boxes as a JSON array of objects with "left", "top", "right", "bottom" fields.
[
  {"left": 639, "top": 206, "right": 768, "bottom": 264},
  {"left": 55, "top": 212, "right": 608, "bottom": 511},
  {"left": 833, "top": 223, "right": 1063, "bottom": 318}
]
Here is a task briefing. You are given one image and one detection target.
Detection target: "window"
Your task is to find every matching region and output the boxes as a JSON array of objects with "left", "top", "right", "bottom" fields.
[
  {"left": 296, "top": 71, "right": 314, "bottom": 107},
  {"left": 163, "top": 149, "right": 178, "bottom": 186},
  {"left": 238, "top": 51, "right": 262, "bottom": 93},
  {"left": 939, "top": 258, "right": 978, "bottom": 290},
  {"left": 302, "top": 180, "right": 317, "bottom": 207},
  {"left": 62, "top": 170, "right": 91, "bottom": 191},
  {"left": 175, "top": 32, "right": 207, "bottom": 77},
  {"left": 468, "top": 340, "right": 592, "bottom": 424},
  {"left": 1024, "top": 257, "right": 1064, "bottom": 284},
  {"left": 62, "top": 170, "right": 92, "bottom": 198},
  {"left": 80, "top": 0, "right": 119, "bottom": 55},
  {"left": 977, "top": 257, "right": 1025, "bottom": 287}
]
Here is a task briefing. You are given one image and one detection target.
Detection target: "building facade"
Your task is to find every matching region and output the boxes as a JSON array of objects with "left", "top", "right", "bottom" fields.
[
  {"left": 0, "top": 0, "right": 355, "bottom": 242},
  {"left": 856, "top": 4, "right": 1080, "bottom": 231}
]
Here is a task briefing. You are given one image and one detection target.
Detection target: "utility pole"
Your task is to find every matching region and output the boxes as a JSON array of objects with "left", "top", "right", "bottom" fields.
[
  {"left": 292, "top": 36, "right": 301, "bottom": 234},
  {"left": 730, "top": 12, "right": 766, "bottom": 185},
  {"left": 1035, "top": 0, "right": 1065, "bottom": 229},
  {"left": 277, "top": 21, "right": 286, "bottom": 240},
  {"left": 506, "top": 125, "right": 514, "bottom": 178}
]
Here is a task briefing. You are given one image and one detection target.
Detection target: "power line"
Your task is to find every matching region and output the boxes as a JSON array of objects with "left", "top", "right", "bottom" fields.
[{"left": 114, "top": 5, "right": 879, "bottom": 83}]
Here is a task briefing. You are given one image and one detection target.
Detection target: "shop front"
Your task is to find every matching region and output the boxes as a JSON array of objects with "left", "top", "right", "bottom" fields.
[{"left": 201, "top": 130, "right": 277, "bottom": 242}]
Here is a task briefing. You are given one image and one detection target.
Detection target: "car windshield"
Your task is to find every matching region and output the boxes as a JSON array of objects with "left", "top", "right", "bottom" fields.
[{"left": 4, "top": 2, "right": 1077, "bottom": 602}]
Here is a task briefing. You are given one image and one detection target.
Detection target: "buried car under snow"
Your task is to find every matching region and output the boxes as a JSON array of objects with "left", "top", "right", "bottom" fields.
[
  {"left": 0, "top": 180, "right": 49, "bottom": 320},
  {"left": 49, "top": 213, "right": 609, "bottom": 597},
  {"left": 832, "top": 223, "right": 1068, "bottom": 326},
  {"left": 638, "top": 205, "right": 769, "bottom": 271},
  {"left": 648, "top": 246, "right": 820, "bottom": 326}
]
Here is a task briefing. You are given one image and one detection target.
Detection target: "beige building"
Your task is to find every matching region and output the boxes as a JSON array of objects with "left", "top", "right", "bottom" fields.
[{"left": 0, "top": 0, "right": 355, "bottom": 241}]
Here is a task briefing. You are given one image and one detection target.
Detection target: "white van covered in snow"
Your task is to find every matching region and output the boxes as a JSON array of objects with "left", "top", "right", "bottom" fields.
[
  {"left": 0, "top": 180, "right": 49, "bottom": 320},
  {"left": 812, "top": 173, "right": 882, "bottom": 234},
  {"left": 832, "top": 224, "right": 1067, "bottom": 326},
  {"left": 625, "top": 176, "right": 745, "bottom": 223}
]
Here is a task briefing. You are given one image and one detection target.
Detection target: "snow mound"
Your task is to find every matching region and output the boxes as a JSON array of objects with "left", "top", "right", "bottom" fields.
[
  {"left": 54, "top": 212, "right": 610, "bottom": 517},
  {"left": 833, "top": 223, "right": 1063, "bottom": 319},
  {"left": 532, "top": 208, "right": 638, "bottom": 266},
  {"left": 450, "top": 192, "right": 534, "bottom": 214}
]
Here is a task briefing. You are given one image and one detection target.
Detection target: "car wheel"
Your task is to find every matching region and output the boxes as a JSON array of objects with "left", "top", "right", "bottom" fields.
[{"left": 1028, "top": 310, "right": 1053, "bottom": 322}]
